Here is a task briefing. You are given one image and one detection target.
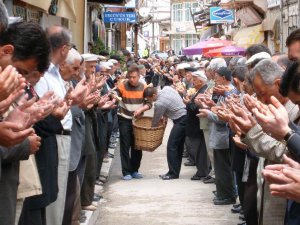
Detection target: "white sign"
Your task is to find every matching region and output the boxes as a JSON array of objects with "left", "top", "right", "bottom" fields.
[{"left": 267, "top": 0, "right": 280, "bottom": 8}]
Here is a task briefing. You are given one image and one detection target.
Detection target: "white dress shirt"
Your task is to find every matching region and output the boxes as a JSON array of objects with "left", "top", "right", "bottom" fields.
[{"left": 34, "top": 63, "right": 73, "bottom": 130}]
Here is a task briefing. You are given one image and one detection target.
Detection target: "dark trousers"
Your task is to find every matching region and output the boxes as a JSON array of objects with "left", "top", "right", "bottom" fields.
[
  {"left": 236, "top": 171, "right": 245, "bottom": 207},
  {"left": 214, "top": 148, "right": 235, "bottom": 199},
  {"left": 62, "top": 170, "right": 77, "bottom": 225},
  {"left": 118, "top": 116, "right": 142, "bottom": 176},
  {"left": 244, "top": 158, "right": 258, "bottom": 225},
  {"left": 287, "top": 201, "right": 300, "bottom": 225},
  {"left": 185, "top": 137, "right": 195, "bottom": 164},
  {"left": 18, "top": 202, "right": 46, "bottom": 225},
  {"left": 112, "top": 110, "right": 119, "bottom": 133},
  {"left": 80, "top": 152, "right": 96, "bottom": 206},
  {"left": 186, "top": 134, "right": 210, "bottom": 177},
  {"left": 96, "top": 112, "right": 107, "bottom": 178},
  {"left": 167, "top": 115, "right": 186, "bottom": 177}
]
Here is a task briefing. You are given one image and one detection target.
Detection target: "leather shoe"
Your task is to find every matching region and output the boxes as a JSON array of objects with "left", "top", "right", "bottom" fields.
[
  {"left": 213, "top": 198, "right": 236, "bottom": 205},
  {"left": 233, "top": 203, "right": 241, "bottom": 209},
  {"left": 237, "top": 222, "right": 246, "bottom": 225},
  {"left": 160, "top": 174, "right": 178, "bottom": 180},
  {"left": 159, "top": 173, "right": 169, "bottom": 178},
  {"left": 182, "top": 151, "right": 189, "bottom": 158},
  {"left": 231, "top": 205, "right": 241, "bottom": 214},
  {"left": 184, "top": 162, "right": 195, "bottom": 166},
  {"left": 203, "top": 176, "right": 215, "bottom": 184},
  {"left": 239, "top": 215, "right": 245, "bottom": 221},
  {"left": 191, "top": 174, "right": 205, "bottom": 180}
]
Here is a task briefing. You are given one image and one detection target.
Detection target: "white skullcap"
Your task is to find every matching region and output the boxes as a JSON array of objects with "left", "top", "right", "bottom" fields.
[
  {"left": 192, "top": 70, "right": 207, "bottom": 82},
  {"left": 245, "top": 52, "right": 271, "bottom": 65},
  {"left": 100, "top": 61, "right": 111, "bottom": 70},
  {"left": 108, "top": 59, "right": 118, "bottom": 64},
  {"left": 81, "top": 53, "right": 99, "bottom": 62},
  {"left": 177, "top": 63, "right": 190, "bottom": 70}
]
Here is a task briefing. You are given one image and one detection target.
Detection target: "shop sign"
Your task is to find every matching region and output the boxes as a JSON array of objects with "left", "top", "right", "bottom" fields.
[
  {"left": 210, "top": 7, "right": 234, "bottom": 24},
  {"left": 104, "top": 12, "right": 137, "bottom": 23},
  {"left": 267, "top": 0, "right": 280, "bottom": 8}
]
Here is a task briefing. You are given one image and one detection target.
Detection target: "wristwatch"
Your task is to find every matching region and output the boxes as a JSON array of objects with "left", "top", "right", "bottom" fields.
[{"left": 284, "top": 129, "right": 295, "bottom": 142}]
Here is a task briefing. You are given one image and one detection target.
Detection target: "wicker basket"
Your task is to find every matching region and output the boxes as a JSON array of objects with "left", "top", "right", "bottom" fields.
[{"left": 133, "top": 117, "right": 167, "bottom": 152}]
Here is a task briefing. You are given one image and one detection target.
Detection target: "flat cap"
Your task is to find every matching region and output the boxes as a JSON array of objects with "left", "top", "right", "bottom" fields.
[{"left": 192, "top": 71, "right": 207, "bottom": 81}]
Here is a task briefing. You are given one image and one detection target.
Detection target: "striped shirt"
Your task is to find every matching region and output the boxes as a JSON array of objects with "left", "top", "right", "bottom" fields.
[
  {"left": 152, "top": 86, "right": 187, "bottom": 127},
  {"left": 115, "top": 80, "right": 152, "bottom": 120}
]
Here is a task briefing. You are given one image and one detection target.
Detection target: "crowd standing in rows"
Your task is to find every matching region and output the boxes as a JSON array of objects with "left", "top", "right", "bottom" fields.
[{"left": 3, "top": 1, "right": 300, "bottom": 225}]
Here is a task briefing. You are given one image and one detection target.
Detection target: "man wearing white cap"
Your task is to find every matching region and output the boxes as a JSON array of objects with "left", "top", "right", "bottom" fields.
[
  {"left": 185, "top": 71, "right": 211, "bottom": 180},
  {"left": 80, "top": 54, "right": 100, "bottom": 211}
]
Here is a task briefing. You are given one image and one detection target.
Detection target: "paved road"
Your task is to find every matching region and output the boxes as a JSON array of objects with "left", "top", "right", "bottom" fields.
[{"left": 96, "top": 120, "right": 240, "bottom": 225}]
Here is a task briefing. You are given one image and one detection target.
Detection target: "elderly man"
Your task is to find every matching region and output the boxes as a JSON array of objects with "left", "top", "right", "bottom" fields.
[
  {"left": 58, "top": 48, "right": 86, "bottom": 225},
  {"left": 34, "top": 25, "right": 73, "bottom": 225},
  {"left": 145, "top": 86, "right": 187, "bottom": 180},
  {"left": 232, "top": 59, "right": 298, "bottom": 225},
  {"left": 185, "top": 71, "right": 211, "bottom": 180},
  {"left": 253, "top": 62, "right": 300, "bottom": 225}
]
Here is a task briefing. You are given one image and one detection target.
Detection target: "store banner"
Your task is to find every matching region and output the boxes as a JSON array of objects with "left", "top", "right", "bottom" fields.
[
  {"left": 104, "top": 12, "right": 137, "bottom": 23},
  {"left": 209, "top": 7, "right": 234, "bottom": 24},
  {"left": 233, "top": 24, "right": 264, "bottom": 48}
]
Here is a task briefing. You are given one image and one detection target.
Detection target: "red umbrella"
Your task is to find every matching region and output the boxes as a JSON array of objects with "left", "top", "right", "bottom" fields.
[
  {"left": 204, "top": 45, "right": 246, "bottom": 58},
  {"left": 183, "top": 38, "right": 232, "bottom": 56}
]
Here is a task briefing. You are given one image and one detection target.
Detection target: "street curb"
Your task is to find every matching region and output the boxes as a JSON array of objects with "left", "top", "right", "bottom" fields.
[{"left": 80, "top": 143, "right": 117, "bottom": 225}]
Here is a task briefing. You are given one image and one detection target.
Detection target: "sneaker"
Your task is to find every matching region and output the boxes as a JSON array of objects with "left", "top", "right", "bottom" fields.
[
  {"left": 132, "top": 172, "right": 143, "bottom": 179},
  {"left": 122, "top": 175, "right": 133, "bottom": 180}
]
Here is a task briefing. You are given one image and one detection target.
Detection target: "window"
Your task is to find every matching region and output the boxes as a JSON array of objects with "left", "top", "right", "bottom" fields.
[
  {"left": 185, "top": 34, "right": 198, "bottom": 47},
  {"left": 172, "top": 34, "right": 182, "bottom": 55},
  {"left": 184, "top": 2, "right": 199, "bottom": 22},
  {"left": 172, "top": 4, "right": 183, "bottom": 22}
]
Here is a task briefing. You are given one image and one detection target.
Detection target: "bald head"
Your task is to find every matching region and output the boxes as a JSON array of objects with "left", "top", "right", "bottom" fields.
[
  {"left": 46, "top": 25, "right": 71, "bottom": 52},
  {"left": 46, "top": 25, "right": 72, "bottom": 65}
]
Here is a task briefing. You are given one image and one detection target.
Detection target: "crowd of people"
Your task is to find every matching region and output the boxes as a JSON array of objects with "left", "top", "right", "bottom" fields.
[{"left": 3, "top": 0, "right": 300, "bottom": 225}]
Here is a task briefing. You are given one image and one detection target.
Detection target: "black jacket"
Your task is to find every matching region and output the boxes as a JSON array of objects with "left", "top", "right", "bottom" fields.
[{"left": 185, "top": 84, "right": 207, "bottom": 137}]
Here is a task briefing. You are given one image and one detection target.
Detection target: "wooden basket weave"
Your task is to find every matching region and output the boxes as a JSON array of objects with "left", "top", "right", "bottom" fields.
[{"left": 133, "top": 117, "right": 167, "bottom": 152}]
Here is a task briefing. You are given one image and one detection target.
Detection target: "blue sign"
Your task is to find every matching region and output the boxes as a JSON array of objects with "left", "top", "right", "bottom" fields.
[
  {"left": 104, "top": 12, "right": 137, "bottom": 23},
  {"left": 210, "top": 7, "right": 234, "bottom": 24}
]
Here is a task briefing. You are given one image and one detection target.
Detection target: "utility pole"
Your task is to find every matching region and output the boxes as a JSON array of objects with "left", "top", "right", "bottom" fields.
[
  {"left": 152, "top": 0, "right": 156, "bottom": 51},
  {"left": 134, "top": 0, "right": 139, "bottom": 56}
]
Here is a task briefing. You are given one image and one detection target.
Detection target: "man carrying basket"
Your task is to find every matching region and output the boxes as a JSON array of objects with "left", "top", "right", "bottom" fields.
[
  {"left": 144, "top": 86, "right": 187, "bottom": 180},
  {"left": 113, "top": 65, "right": 152, "bottom": 180}
]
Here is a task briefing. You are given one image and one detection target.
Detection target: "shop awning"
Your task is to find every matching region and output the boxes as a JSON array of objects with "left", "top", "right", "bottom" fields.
[
  {"left": 220, "top": 0, "right": 267, "bottom": 13},
  {"left": 56, "top": 0, "right": 76, "bottom": 22},
  {"left": 261, "top": 11, "right": 280, "bottom": 31},
  {"left": 233, "top": 24, "right": 265, "bottom": 48},
  {"left": 20, "top": 0, "right": 52, "bottom": 12}
]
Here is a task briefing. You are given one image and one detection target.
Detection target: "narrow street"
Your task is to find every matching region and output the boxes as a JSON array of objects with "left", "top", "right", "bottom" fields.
[{"left": 96, "top": 121, "right": 240, "bottom": 225}]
